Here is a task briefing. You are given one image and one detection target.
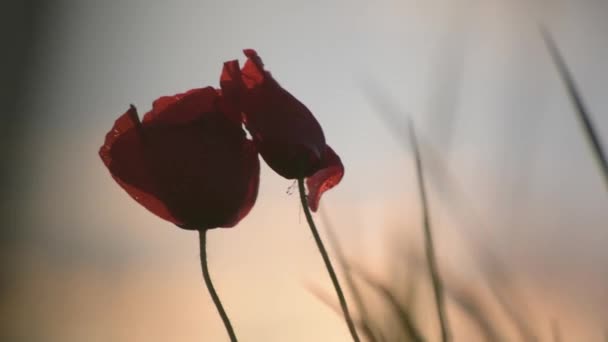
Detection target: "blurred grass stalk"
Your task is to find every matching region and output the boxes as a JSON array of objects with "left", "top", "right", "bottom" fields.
[
  {"left": 540, "top": 26, "right": 608, "bottom": 191},
  {"left": 318, "top": 207, "right": 425, "bottom": 342},
  {"left": 355, "top": 266, "right": 425, "bottom": 342},
  {"left": 358, "top": 83, "right": 454, "bottom": 341},
  {"left": 446, "top": 285, "right": 503, "bottom": 342},
  {"left": 319, "top": 22, "right": 608, "bottom": 342},
  {"left": 407, "top": 120, "right": 451, "bottom": 342},
  {"left": 362, "top": 83, "right": 540, "bottom": 341}
]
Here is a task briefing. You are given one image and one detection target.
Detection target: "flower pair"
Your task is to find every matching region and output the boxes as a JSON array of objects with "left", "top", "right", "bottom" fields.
[{"left": 100, "top": 50, "right": 344, "bottom": 231}]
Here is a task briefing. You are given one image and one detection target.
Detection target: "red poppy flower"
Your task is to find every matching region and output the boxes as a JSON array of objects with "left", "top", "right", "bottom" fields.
[
  {"left": 220, "top": 49, "right": 344, "bottom": 211},
  {"left": 99, "top": 87, "right": 260, "bottom": 230}
]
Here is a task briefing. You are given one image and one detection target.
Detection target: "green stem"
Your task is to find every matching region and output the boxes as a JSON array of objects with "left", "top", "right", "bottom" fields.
[
  {"left": 297, "top": 178, "right": 361, "bottom": 342},
  {"left": 199, "top": 230, "right": 238, "bottom": 342},
  {"left": 320, "top": 209, "right": 380, "bottom": 342}
]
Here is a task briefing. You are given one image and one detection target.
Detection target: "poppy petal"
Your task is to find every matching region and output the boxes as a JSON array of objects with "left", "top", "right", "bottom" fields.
[
  {"left": 142, "top": 87, "right": 219, "bottom": 125},
  {"left": 220, "top": 59, "right": 243, "bottom": 101},
  {"left": 256, "top": 140, "right": 323, "bottom": 179},
  {"left": 306, "top": 145, "right": 344, "bottom": 212},
  {"left": 142, "top": 110, "right": 257, "bottom": 230},
  {"left": 234, "top": 50, "right": 326, "bottom": 179},
  {"left": 222, "top": 140, "right": 260, "bottom": 227},
  {"left": 99, "top": 106, "right": 182, "bottom": 225},
  {"left": 241, "top": 49, "right": 265, "bottom": 88},
  {"left": 219, "top": 60, "right": 247, "bottom": 124}
]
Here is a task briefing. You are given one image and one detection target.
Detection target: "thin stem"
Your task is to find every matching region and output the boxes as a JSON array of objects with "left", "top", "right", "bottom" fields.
[
  {"left": 320, "top": 207, "right": 381, "bottom": 342},
  {"left": 199, "top": 230, "right": 238, "bottom": 342},
  {"left": 297, "top": 178, "right": 361, "bottom": 342},
  {"left": 408, "top": 121, "right": 450, "bottom": 342}
]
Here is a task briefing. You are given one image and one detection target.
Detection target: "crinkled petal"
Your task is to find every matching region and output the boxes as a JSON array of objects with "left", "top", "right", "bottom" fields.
[
  {"left": 142, "top": 87, "right": 219, "bottom": 124},
  {"left": 99, "top": 106, "right": 182, "bottom": 225},
  {"left": 306, "top": 145, "right": 344, "bottom": 212},
  {"left": 241, "top": 49, "right": 265, "bottom": 88},
  {"left": 219, "top": 60, "right": 247, "bottom": 124},
  {"left": 220, "top": 59, "right": 243, "bottom": 100}
]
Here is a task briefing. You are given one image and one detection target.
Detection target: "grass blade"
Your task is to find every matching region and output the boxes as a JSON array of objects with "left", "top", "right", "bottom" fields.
[
  {"left": 408, "top": 120, "right": 451, "bottom": 342},
  {"left": 308, "top": 285, "right": 385, "bottom": 342},
  {"left": 540, "top": 26, "right": 608, "bottom": 190},
  {"left": 354, "top": 267, "right": 426, "bottom": 342},
  {"left": 447, "top": 285, "right": 503, "bottom": 342}
]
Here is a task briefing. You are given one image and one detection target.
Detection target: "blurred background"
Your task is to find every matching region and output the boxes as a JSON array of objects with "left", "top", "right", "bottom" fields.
[{"left": 1, "top": 0, "right": 607, "bottom": 341}]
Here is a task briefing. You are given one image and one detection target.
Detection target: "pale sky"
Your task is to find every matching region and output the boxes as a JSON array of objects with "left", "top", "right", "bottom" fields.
[{"left": 12, "top": 0, "right": 608, "bottom": 340}]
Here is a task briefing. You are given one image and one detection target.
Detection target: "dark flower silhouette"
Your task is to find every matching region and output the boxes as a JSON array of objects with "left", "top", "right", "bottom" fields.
[
  {"left": 99, "top": 86, "right": 260, "bottom": 230},
  {"left": 221, "top": 49, "right": 344, "bottom": 211}
]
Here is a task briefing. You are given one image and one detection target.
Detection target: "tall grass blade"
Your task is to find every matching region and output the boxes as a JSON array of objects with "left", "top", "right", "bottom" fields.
[
  {"left": 540, "top": 26, "right": 608, "bottom": 190},
  {"left": 355, "top": 267, "right": 425, "bottom": 342},
  {"left": 362, "top": 88, "right": 450, "bottom": 341},
  {"left": 408, "top": 120, "right": 451, "bottom": 342},
  {"left": 308, "top": 285, "right": 385, "bottom": 342},
  {"left": 447, "top": 285, "right": 504, "bottom": 342},
  {"left": 422, "top": 141, "right": 539, "bottom": 342}
]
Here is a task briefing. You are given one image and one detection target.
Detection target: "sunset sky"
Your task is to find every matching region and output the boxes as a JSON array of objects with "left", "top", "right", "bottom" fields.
[{"left": 7, "top": 0, "right": 608, "bottom": 340}]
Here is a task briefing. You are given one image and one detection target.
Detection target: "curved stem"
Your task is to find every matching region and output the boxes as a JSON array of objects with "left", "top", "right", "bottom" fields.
[
  {"left": 297, "top": 178, "right": 361, "bottom": 342},
  {"left": 199, "top": 230, "right": 238, "bottom": 342}
]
